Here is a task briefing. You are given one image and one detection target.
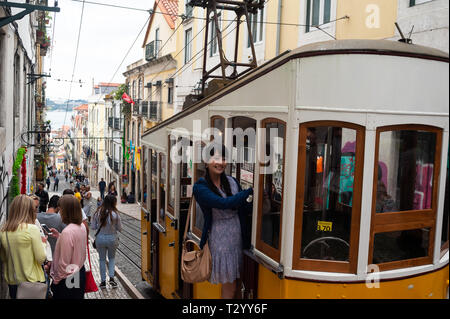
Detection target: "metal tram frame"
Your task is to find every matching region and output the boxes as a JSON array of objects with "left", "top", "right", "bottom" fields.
[{"left": 138, "top": 39, "right": 449, "bottom": 299}]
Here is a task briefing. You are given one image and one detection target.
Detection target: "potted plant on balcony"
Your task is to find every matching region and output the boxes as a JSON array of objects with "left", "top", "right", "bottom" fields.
[
  {"left": 36, "top": 29, "right": 45, "bottom": 45},
  {"left": 40, "top": 35, "right": 50, "bottom": 56}
]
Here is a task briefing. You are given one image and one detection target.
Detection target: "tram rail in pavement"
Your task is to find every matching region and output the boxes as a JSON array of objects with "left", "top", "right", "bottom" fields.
[{"left": 46, "top": 173, "right": 145, "bottom": 299}]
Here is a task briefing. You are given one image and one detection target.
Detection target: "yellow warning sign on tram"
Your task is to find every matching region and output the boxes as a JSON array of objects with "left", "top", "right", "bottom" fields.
[{"left": 317, "top": 221, "right": 332, "bottom": 232}]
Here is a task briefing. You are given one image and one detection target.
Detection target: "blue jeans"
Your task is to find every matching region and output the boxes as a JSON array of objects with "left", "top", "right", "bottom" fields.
[{"left": 95, "top": 234, "right": 119, "bottom": 282}]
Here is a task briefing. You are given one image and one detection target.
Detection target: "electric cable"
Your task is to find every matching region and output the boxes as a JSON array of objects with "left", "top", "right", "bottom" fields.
[
  {"left": 70, "top": 0, "right": 348, "bottom": 29},
  {"left": 62, "top": 0, "right": 86, "bottom": 129},
  {"left": 92, "top": 13, "right": 151, "bottom": 105}
]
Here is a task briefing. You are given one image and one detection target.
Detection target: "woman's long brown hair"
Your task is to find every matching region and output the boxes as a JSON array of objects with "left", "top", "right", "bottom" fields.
[{"left": 96, "top": 194, "right": 118, "bottom": 227}]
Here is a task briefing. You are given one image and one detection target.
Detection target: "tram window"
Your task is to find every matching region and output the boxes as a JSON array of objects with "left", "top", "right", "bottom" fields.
[
  {"left": 211, "top": 116, "right": 225, "bottom": 142},
  {"left": 257, "top": 119, "right": 285, "bottom": 259},
  {"left": 158, "top": 153, "right": 167, "bottom": 227},
  {"left": 373, "top": 228, "right": 431, "bottom": 264},
  {"left": 193, "top": 142, "right": 206, "bottom": 237},
  {"left": 375, "top": 130, "right": 437, "bottom": 213},
  {"left": 142, "top": 146, "right": 147, "bottom": 208},
  {"left": 441, "top": 147, "right": 449, "bottom": 255},
  {"left": 168, "top": 137, "right": 176, "bottom": 211},
  {"left": 180, "top": 141, "right": 193, "bottom": 199},
  {"left": 293, "top": 122, "right": 364, "bottom": 273},
  {"left": 229, "top": 116, "right": 256, "bottom": 189},
  {"left": 370, "top": 125, "right": 442, "bottom": 271},
  {"left": 301, "top": 126, "right": 356, "bottom": 261},
  {"left": 151, "top": 150, "right": 157, "bottom": 202}
]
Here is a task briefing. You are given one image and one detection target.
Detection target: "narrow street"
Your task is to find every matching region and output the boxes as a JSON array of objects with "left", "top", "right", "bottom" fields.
[{"left": 47, "top": 173, "right": 157, "bottom": 299}]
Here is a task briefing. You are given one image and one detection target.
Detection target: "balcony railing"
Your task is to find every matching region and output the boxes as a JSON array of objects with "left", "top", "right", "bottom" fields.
[
  {"left": 145, "top": 40, "right": 162, "bottom": 61},
  {"left": 141, "top": 101, "right": 149, "bottom": 118},
  {"left": 113, "top": 117, "right": 121, "bottom": 130},
  {"left": 149, "top": 101, "right": 161, "bottom": 122},
  {"left": 113, "top": 160, "right": 120, "bottom": 174},
  {"left": 133, "top": 99, "right": 141, "bottom": 115},
  {"left": 107, "top": 156, "right": 113, "bottom": 169}
]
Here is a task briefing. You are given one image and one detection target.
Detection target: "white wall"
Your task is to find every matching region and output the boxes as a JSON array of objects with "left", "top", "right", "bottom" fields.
[
  {"left": 390, "top": 0, "right": 449, "bottom": 53},
  {"left": 0, "top": 4, "right": 37, "bottom": 222}
]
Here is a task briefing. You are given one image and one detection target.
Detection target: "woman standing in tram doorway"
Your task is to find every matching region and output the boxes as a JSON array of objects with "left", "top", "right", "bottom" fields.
[
  {"left": 193, "top": 144, "right": 253, "bottom": 299},
  {"left": 91, "top": 194, "right": 122, "bottom": 289}
]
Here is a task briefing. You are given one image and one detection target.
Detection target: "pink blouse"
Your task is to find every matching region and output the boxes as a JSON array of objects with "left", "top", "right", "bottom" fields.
[{"left": 50, "top": 223, "right": 87, "bottom": 284}]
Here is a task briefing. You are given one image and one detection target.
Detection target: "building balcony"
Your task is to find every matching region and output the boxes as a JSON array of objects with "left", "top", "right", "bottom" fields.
[
  {"left": 149, "top": 101, "right": 161, "bottom": 122},
  {"left": 113, "top": 160, "right": 120, "bottom": 174},
  {"left": 145, "top": 40, "right": 162, "bottom": 62},
  {"left": 113, "top": 117, "right": 121, "bottom": 130},
  {"left": 107, "top": 155, "right": 113, "bottom": 169}
]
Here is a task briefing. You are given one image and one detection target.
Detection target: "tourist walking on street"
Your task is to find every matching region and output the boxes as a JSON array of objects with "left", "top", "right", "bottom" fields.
[
  {"left": 46, "top": 176, "right": 51, "bottom": 190},
  {"left": 91, "top": 194, "right": 122, "bottom": 289},
  {"left": 30, "top": 195, "right": 53, "bottom": 264},
  {"left": 83, "top": 192, "right": 97, "bottom": 223},
  {"left": 37, "top": 195, "right": 65, "bottom": 254},
  {"left": 107, "top": 184, "right": 118, "bottom": 198},
  {"left": 62, "top": 189, "right": 90, "bottom": 238},
  {"left": 49, "top": 195, "right": 87, "bottom": 299},
  {"left": 74, "top": 186, "right": 82, "bottom": 202},
  {"left": 35, "top": 183, "right": 49, "bottom": 213},
  {"left": 53, "top": 176, "right": 59, "bottom": 192},
  {"left": 0, "top": 195, "right": 47, "bottom": 299},
  {"left": 99, "top": 178, "right": 106, "bottom": 200}
]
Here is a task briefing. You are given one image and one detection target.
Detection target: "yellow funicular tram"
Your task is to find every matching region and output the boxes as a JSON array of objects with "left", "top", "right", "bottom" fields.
[{"left": 138, "top": 39, "right": 449, "bottom": 299}]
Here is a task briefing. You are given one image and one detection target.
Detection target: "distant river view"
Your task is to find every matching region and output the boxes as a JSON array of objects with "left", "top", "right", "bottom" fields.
[{"left": 45, "top": 110, "right": 74, "bottom": 130}]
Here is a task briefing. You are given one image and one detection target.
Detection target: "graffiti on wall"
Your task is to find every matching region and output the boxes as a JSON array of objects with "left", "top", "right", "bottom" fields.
[{"left": 0, "top": 153, "right": 10, "bottom": 225}]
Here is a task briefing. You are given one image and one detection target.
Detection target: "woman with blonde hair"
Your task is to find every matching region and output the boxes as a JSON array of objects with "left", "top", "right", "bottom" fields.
[
  {"left": 49, "top": 194, "right": 87, "bottom": 299},
  {"left": 0, "top": 195, "right": 47, "bottom": 299}
]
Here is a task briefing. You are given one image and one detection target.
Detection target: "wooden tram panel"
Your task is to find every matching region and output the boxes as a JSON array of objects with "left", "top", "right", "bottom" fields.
[{"left": 139, "top": 40, "right": 449, "bottom": 299}]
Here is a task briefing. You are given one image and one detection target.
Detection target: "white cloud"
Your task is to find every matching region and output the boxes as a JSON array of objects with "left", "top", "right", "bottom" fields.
[{"left": 45, "top": 0, "right": 154, "bottom": 100}]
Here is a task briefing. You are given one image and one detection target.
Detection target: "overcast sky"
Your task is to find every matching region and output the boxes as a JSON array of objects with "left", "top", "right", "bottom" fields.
[{"left": 45, "top": 0, "right": 155, "bottom": 100}]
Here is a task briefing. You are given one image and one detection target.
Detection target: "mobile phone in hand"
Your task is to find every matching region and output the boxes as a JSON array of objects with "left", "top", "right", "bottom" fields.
[{"left": 41, "top": 224, "right": 52, "bottom": 235}]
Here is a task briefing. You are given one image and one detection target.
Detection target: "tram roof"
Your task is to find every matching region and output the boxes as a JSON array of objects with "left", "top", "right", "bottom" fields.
[{"left": 142, "top": 39, "right": 449, "bottom": 138}]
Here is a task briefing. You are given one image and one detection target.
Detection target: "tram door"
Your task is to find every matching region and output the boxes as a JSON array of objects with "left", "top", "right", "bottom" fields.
[
  {"left": 158, "top": 149, "right": 179, "bottom": 298},
  {"left": 141, "top": 147, "right": 151, "bottom": 282},
  {"left": 176, "top": 138, "right": 193, "bottom": 298},
  {"left": 144, "top": 149, "right": 159, "bottom": 290},
  {"left": 228, "top": 116, "right": 259, "bottom": 299}
]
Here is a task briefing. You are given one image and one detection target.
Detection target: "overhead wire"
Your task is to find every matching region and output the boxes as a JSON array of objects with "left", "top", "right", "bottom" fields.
[
  {"left": 67, "top": 0, "right": 348, "bottom": 114},
  {"left": 144, "top": 0, "right": 268, "bottom": 102},
  {"left": 48, "top": 9, "right": 57, "bottom": 73},
  {"left": 92, "top": 13, "right": 152, "bottom": 105},
  {"left": 62, "top": 0, "right": 86, "bottom": 129},
  {"left": 70, "top": 0, "right": 348, "bottom": 29}
]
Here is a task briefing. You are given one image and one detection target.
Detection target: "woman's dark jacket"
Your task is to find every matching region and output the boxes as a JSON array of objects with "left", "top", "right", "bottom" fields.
[{"left": 192, "top": 177, "right": 253, "bottom": 249}]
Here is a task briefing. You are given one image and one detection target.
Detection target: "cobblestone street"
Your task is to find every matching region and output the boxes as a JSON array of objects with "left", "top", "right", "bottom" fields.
[{"left": 47, "top": 175, "right": 152, "bottom": 299}]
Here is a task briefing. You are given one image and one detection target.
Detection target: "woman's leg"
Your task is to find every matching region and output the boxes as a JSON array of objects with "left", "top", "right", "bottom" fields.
[
  {"left": 8, "top": 285, "right": 17, "bottom": 299},
  {"left": 96, "top": 242, "right": 107, "bottom": 283},
  {"left": 106, "top": 236, "right": 118, "bottom": 279},
  {"left": 221, "top": 281, "right": 237, "bottom": 299}
]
